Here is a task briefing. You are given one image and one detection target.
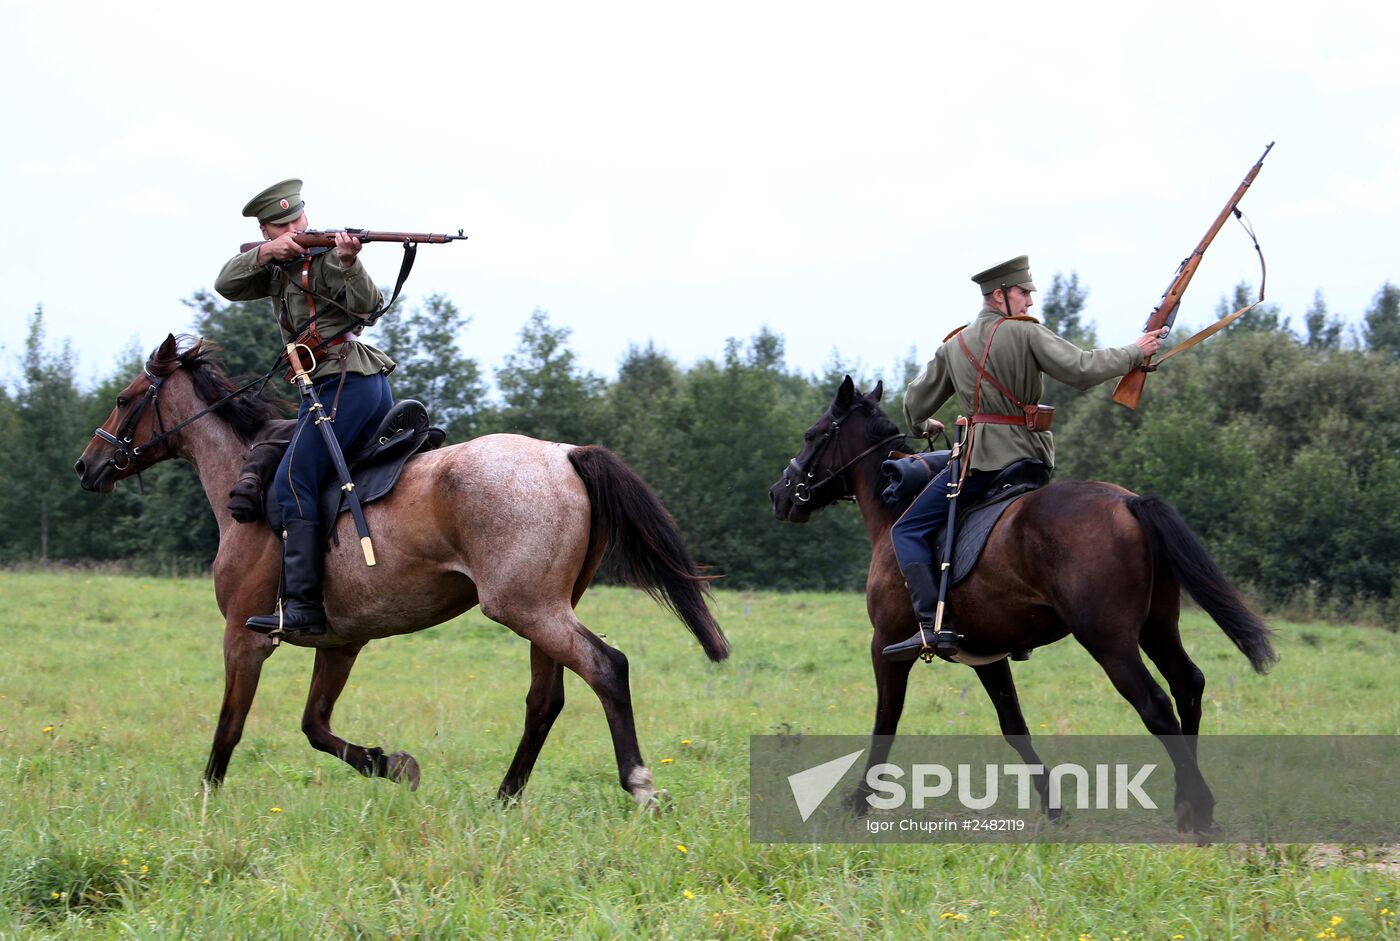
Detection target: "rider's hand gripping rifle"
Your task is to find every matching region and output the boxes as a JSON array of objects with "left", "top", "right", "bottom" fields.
[{"left": 1112, "top": 143, "right": 1273, "bottom": 409}]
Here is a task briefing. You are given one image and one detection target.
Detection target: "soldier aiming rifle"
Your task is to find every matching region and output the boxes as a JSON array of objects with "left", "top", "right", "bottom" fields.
[{"left": 215, "top": 178, "right": 464, "bottom": 637}]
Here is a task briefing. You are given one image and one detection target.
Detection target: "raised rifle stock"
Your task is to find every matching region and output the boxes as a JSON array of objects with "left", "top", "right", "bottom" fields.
[
  {"left": 1112, "top": 143, "right": 1273, "bottom": 409},
  {"left": 239, "top": 227, "right": 468, "bottom": 254}
]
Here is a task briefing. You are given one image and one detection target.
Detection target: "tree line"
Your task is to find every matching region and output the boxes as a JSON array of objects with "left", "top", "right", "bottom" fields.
[{"left": 3, "top": 277, "right": 1398, "bottom": 622}]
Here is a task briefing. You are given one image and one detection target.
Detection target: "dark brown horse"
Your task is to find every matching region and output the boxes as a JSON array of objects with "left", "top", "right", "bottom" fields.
[
  {"left": 74, "top": 335, "right": 727, "bottom": 806},
  {"left": 769, "top": 377, "right": 1276, "bottom": 833}
]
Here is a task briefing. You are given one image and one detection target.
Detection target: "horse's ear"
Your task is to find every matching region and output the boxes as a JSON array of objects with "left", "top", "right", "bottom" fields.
[
  {"left": 866, "top": 380, "right": 885, "bottom": 403},
  {"left": 834, "top": 375, "right": 856, "bottom": 409},
  {"left": 158, "top": 334, "right": 178, "bottom": 358}
]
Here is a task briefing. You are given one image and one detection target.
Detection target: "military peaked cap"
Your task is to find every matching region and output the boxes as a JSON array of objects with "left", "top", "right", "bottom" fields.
[
  {"left": 241, "top": 178, "right": 305, "bottom": 225},
  {"left": 971, "top": 255, "right": 1036, "bottom": 296}
]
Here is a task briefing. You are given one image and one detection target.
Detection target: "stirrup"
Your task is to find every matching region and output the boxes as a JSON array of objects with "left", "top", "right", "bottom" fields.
[
  {"left": 883, "top": 623, "right": 960, "bottom": 663},
  {"left": 246, "top": 617, "right": 327, "bottom": 637},
  {"left": 245, "top": 599, "right": 326, "bottom": 637},
  {"left": 923, "top": 629, "right": 962, "bottom": 663}
]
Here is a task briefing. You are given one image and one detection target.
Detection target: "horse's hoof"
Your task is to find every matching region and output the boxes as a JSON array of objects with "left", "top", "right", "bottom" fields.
[
  {"left": 386, "top": 751, "right": 420, "bottom": 791},
  {"left": 844, "top": 788, "right": 872, "bottom": 816},
  {"left": 641, "top": 788, "right": 673, "bottom": 815},
  {"left": 1174, "top": 801, "right": 1196, "bottom": 834}
]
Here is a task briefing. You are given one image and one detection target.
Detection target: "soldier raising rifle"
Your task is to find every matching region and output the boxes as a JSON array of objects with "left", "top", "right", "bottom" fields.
[
  {"left": 882, "top": 255, "right": 1169, "bottom": 662},
  {"left": 215, "top": 178, "right": 398, "bottom": 637}
]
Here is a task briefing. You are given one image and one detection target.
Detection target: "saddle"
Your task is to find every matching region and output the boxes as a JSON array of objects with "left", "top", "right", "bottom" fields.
[
  {"left": 879, "top": 453, "right": 1051, "bottom": 585},
  {"left": 227, "top": 400, "right": 446, "bottom": 534},
  {"left": 938, "top": 459, "right": 1050, "bottom": 587}
]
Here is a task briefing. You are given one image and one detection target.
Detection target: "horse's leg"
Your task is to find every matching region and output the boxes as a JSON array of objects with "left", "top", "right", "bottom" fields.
[
  {"left": 1077, "top": 633, "right": 1215, "bottom": 833},
  {"left": 489, "top": 598, "right": 657, "bottom": 808},
  {"left": 1138, "top": 581, "right": 1205, "bottom": 740},
  {"left": 971, "top": 658, "right": 1058, "bottom": 820},
  {"left": 497, "top": 643, "right": 566, "bottom": 801},
  {"left": 1138, "top": 585, "right": 1207, "bottom": 819},
  {"left": 301, "top": 643, "right": 420, "bottom": 789},
  {"left": 204, "top": 624, "right": 277, "bottom": 787},
  {"left": 848, "top": 635, "right": 915, "bottom": 811}
]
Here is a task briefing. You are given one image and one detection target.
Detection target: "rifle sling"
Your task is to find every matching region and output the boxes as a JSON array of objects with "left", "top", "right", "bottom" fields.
[
  {"left": 1152, "top": 300, "right": 1259, "bottom": 368},
  {"left": 1143, "top": 206, "right": 1267, "bottom": 373}
]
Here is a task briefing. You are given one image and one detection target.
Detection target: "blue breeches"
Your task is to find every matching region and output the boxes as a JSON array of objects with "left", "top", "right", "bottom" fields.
[
  {"left": 889, "top": 467, "right": 992, "bottom": 572},
  {"left": 275, "top": 371, "right": 394, "bottom": 525}
]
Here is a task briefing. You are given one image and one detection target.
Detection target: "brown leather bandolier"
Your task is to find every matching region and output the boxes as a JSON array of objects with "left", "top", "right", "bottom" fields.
[
  {"left": 281, "top": 259, "right": 355, "bottom": 414},
  {"left": 957, "top": 316, "right": 1055, "bottom": 433}
]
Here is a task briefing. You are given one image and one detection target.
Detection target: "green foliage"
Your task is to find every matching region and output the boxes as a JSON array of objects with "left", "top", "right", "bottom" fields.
[
  {"left": 3, "top": 310, "right": 92, "bottom": 561},
  {"left": 374, "top": 293, "right": 487, "bottom": 441},
  {"left": 1303, "top": 290, "right": 1343, "bottom": 351},
  {"left": 1039, "top": 271, "right": 1097, "bottom": 347},
  {"left": 1363, "top": 281, "right": 1400, "bottom": 357},
  {"left": 489, "top": 308, "right": 606, "bottom": 443}
]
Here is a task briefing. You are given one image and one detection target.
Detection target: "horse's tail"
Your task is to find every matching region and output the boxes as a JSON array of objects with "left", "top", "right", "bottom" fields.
[
  {"left": 567, "top": 445, "right": 729, "bottom": 662},
  {"left": 1127, "top": 495, "right": 1277, "bottom": 674}
]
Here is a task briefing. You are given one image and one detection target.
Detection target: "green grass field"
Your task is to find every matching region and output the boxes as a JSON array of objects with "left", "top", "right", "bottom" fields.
[{"left": 1, "top": 571, "right": 1396, "bottom": 940}]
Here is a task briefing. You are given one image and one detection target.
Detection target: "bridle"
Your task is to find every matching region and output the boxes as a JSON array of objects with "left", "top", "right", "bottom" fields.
[
  {"left": 782, "top": 414, "right": 905, "bottom": 507},
  {"left": 93, "top": 365, "right": 169, "bottom": 473},
  {"left": 89, "top": 354, "right": 278, "bottom": 479}
]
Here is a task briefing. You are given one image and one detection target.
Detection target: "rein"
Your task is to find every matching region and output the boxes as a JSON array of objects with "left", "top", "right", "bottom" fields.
[
  {"left": 89, "top": 353, "right": 286, "bottom": 478},
  {"left": 783, "top": 416, "right": 905, "bottom": 505}
]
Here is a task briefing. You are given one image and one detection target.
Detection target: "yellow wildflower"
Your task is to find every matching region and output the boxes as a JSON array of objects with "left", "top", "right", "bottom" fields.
[
  {"left": 660, "top": 757, "right": 674, "bottom": 764},
  {"left": 270, "top": 806, "right": 283, "bottom": 813},
  {"left": 675, "top": 844, "right": 688, "bottom": 854},
  {"left": 683, "top": 889, "right": 695, "bottom": 900},
  {"left": 680, "top": 739, "right": 692, "bottom": 745},
  {"left": 1330, "top": 917, "right": 1343, "bottom": 927},
  {"left": 42, "top": 725, "right": 55, "bottom": 733}
]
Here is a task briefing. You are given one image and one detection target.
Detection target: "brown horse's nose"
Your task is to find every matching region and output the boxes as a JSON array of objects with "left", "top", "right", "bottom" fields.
[{"left": 74, "top": 457, "right": 86, "bottom": 477}]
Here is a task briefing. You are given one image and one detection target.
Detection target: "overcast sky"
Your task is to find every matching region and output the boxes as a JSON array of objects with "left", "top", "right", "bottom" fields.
[{"left": 4, "top": 1, "right": 1396, "bottom": 390}]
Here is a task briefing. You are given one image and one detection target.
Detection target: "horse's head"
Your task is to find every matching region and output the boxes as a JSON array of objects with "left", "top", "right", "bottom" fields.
[
  {"left": 75, "top": 333, "right": 280, "bottom": 494},
  {"left": 74, "top": 334, "right": 190, "bottom": 493},
  {"left": 769, "top": 375, "right": 904, "bottom": 523}
]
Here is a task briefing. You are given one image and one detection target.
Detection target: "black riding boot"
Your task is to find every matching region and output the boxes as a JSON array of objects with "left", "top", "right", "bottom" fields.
[
  {"left": 882, "top": 562, "right": 959, "bottom": 661},
  {"left": 246, "top": 518, "right": 327, "bottom": 636}
]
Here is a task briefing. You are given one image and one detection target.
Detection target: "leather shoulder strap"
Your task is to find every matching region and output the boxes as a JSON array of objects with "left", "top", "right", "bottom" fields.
[{"left": 955, "top": 317, "right": 1028, "bottom": 415}]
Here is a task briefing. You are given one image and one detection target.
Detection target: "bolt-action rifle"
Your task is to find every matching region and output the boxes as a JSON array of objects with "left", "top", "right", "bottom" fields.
[
  {"left": 1111, "top": 143, "right": 1273, "bottom": 409},
  {"left": 239, "top": 228, "right": 467, "bottom": 254},
  {"left": 239, "top": 228, "right": 468, "bottom": 324}
]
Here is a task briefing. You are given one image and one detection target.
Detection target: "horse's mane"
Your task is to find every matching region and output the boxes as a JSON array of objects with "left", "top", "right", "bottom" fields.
[
  {"left": 849, "top": 397, "right": 904, "bottom": 446},
  {"left": 148, "top": 335, "right": 287, "bottom": 441}
]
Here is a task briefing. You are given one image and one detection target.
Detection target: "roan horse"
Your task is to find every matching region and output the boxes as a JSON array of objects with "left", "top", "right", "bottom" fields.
[
  {"left": 769, "top": 377, "right": 1276, "bottom": 833},
  {"left": 74, "top": 335, "right": 728, "bottom": 807}
]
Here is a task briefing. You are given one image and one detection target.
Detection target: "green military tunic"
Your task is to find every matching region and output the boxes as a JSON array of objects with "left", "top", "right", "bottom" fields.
[
  {"left": 903, "top": 306, "right": 1144, "bottom": 472},
  {"left": 215, "top": 249, "right": 395, "bottom": 383}
]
